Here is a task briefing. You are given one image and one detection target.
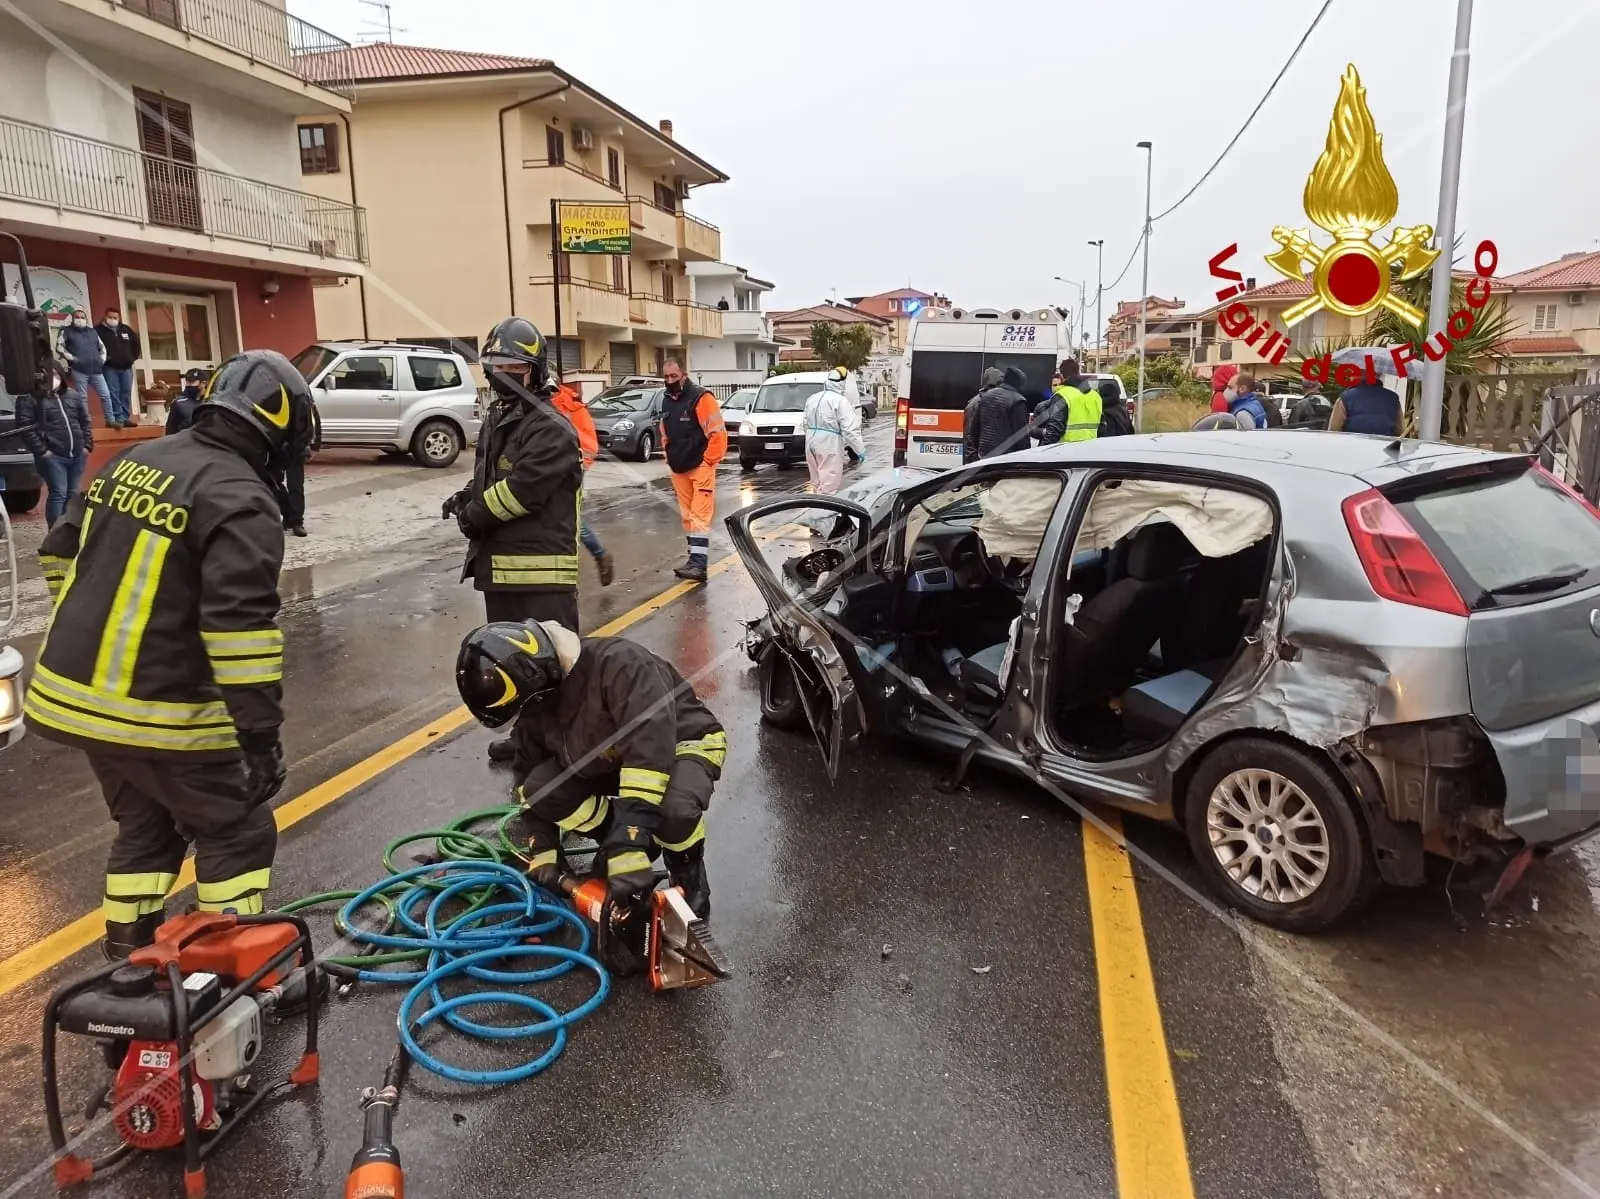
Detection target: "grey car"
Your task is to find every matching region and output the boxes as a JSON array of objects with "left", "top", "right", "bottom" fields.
[
  {"left": 588, "top": 382, "right": 666, "bottom": 462},
  {"left": 729, "top": 432, "right": 1600, "bottom": 931}
]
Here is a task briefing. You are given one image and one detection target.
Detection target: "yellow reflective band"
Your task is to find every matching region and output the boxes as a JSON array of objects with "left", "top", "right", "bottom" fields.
[
  {"left": 526, "top": 848, "right": 557, "bottom": 871},
  {"left": 105, "top": 871, "right": 178, "bottom": 899},
  {"left": 196, "top": 868, "right": 271, "bottom": 912},
  {"left": 24, "top": 688, "right": 240, "bottom": 752},
  {"left": 490, "top": 568, "right": 580, "bottom": 586},
  {"left": 201, "top": 629, "right": 284, "bottom": 657},
  {"left": 483, "top": 480, "right": 529, "bottom": 522},
  {"left": 556, "top": 794, "right": 611, "bottom": 834},
  {"left": 618, "top": 766, "right": 669, "bottom": 804},
  {"left": 43, "top": 508, "right": 92, "bottom": 633},
  {"left": 607, "top": 851, "right": 652, "bottom": 878},
  {"left": 208, "top": 656, "right": 284, "bottom": 686},
  {"left": 676, "top": 730, "right": 728, "bottom": 767},
  {"left": 493, "top": 554, "right": 579, "bottom": 569},
  {"left": 103, "top": 896, "right": 153, "bottom": 922},
  {"left": 655, "top": 817, "right": 706, "bottom": 853},
  {"left": 91, "top": 529, "right": 172, "bottom": 696},
  {"left": 30, "top": 664, "right": 232, "bottom": 728},
  {"left": 44, "top": 576, "right": 63, "bottom": 601}
]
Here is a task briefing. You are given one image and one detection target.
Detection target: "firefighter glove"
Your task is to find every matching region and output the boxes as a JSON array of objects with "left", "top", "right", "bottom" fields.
[
  {"left": 441, "top": 490, "right": 468, "bottom": 519},
  {"left": 602, "top": 817, "right": 656, "bottom": 900},
  {"left": 239, "top": 730, "right": 287, "bottom": 808}
]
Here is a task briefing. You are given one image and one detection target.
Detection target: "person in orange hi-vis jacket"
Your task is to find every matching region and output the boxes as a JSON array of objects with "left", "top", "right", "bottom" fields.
[
  {"left": 660, "top": 358, "right": 726, "bottom": 583},
  {"left": 551, "top": 377, "right": 614, "bottom": 586}
]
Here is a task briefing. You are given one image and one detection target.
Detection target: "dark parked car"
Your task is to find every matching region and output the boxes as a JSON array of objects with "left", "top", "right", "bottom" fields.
[
  {"left": 731, "top": 434, "right": 1600, "bottom": 931},
  {"left": 588, "top": 381, "right": 667, "bottom": 462},
  {"left": 0, "top": 386, "right": 40, "bottom": 515}
]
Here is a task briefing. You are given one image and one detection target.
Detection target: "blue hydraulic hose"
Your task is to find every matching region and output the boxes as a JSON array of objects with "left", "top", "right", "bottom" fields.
[{"left": 335, "top": 858, "right": 610, "bottom": 1085}]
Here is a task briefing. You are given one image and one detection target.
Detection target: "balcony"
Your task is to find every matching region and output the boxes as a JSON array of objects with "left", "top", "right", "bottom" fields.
[
  {"left": 528, "top": 277, "right": 630, "bottom": 332},
  {"left": 680, "top": 302, "right": 722, "bottom": 340},
  {"left": 678, "top": 211, "right": 720, "bottom": 262},
  {"left": 13, "top": 0, "right": 354, "bottom": 111},
  {"left": 719, "top": 310, "right": 774, "bottom": 342},
  {"left": 628, "top": 292, "right": 680, "bottom": 338},
  {"left": 0, "top": 116, "right": 367, "bottom": 266},
  {"left": 627, "top": 196, "right": 678, "bottom": 256},
  {"left": 518, "top": 158, "right": 625, "bottom": 209}
]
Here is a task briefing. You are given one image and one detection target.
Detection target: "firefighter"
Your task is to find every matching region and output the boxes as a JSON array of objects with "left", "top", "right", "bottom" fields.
[
  {"left": 441, "top": 316, "right": 584, "bottom": 762},
  {"left": 25, "top": 350, "right": 315, "bottom": 958},
  {"left": 660, "top": 357, "right": 727, "bottom": 583},
  {"left": 455, "top": 620, "right": 725, "bottom": 919}
]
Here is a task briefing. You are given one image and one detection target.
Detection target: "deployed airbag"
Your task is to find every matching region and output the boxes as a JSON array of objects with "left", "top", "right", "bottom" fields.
[
  {"left": 1073, "top": 480, "right": 1273, "bottom": 559},
  {"left": 976, "top": 477, "right": 1064, "bottom": 563}
]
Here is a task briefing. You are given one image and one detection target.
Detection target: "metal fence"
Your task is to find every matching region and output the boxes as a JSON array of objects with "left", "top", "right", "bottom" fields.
[
  {"left": 0, "top": 116, "right": 368, "bottom": 262},
  {"left": 118, "top": 0, "right": 356, "bottom": 96}
]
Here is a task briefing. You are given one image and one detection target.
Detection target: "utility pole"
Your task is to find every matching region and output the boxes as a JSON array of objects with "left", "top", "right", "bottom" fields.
[
  {"left": 1087, "top": 238, "right": 1104, "bottom": 362},
  {"left": 1136, "top": 141, "right": 1153, "bottom": 433},
  {"left": 1417, "top": 0, "right": 1475, "bottom": 442}
]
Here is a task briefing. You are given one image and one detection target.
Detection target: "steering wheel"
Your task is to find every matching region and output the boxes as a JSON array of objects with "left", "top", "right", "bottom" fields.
[{"left": 977, "top": 543, "right": 1029, "bottom": 597}]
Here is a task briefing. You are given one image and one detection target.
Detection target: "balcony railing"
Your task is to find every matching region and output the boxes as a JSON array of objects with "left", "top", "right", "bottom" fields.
[
  {"left": 0, "top": 116, "right": 368, "bottom": 263},
  {"left": 114, "top": 0, "right": 356, "bottom": 96}
]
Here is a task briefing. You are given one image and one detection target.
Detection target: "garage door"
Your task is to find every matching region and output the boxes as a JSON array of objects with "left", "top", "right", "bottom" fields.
[{"left": 609, "top": 342, "right": 636, "bottom": 384}]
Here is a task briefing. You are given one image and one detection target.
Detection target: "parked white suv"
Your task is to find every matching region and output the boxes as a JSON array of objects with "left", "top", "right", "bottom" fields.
[{"left": 292, "top": 342, "right": 481, "bottom": 468}]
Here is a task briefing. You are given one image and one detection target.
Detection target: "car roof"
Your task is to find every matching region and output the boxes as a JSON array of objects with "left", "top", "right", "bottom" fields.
[
  {"left": 1023, "top": 430, "right": 1525, "bottom": 483},
  {"left": 763, "top": 372, "right": 833, "bottom": 384},
  {"left": 319, "top": 341, "right": 458, "bottom": 357}
]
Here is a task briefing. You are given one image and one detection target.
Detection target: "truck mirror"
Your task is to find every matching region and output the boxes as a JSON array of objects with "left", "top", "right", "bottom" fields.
[{"left": 0, "top": 302, "right": 47, "bottom": 398}]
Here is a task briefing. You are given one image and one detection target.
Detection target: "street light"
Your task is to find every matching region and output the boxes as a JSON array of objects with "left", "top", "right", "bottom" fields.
[
  {"left": 1136, "top": 141, "right": 1153, "bottom": 434},
  {"left": 1053, "top": 275, "right": 1087, "bottom": 353},
  {"left": 1087, "top": 239, "right": 1104, "bottom": 361},
  {"left": 1417, "top": 0, "right": 1475, "bottom": 442}
]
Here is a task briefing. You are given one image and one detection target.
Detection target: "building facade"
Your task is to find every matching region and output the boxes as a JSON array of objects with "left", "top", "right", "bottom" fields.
[
  {"left": 685, "top": 261, "right": 782, "bottom": 390},
  {"left": 297, "top": 44, "right": 726, "bottom": 384},
  {"left": 770, "top": 302, "right": 892, "bottom": 365},
  {"left": 1104, "top": 296, "right": 1186, "bottom": 358},
  {"left": 1496, "top": 250, "right": 1600, "bottom": 373},
  {"left": 0, "top": 0, "right": 365, "bottom": 444},
  {"left": 845, "top": 287, "right": 950, "bottom": 353}
]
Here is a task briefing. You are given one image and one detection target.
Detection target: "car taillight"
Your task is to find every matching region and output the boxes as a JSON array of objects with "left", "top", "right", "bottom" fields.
[
  {"left": 893, "top": 397, "right": 909, "bottom": 467},
  {"left": 1341, "top": 488, "right": 1468, "bottom": 616},
  {"left": 1534, "top": 462, "right": 1600, "bottom": 516}
]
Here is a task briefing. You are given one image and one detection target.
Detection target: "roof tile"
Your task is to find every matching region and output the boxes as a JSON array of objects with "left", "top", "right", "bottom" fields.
[
  {"left": 1498, "top": 251, "right": 1600, "bottom": 290},
  {"left": 303, "top": 43, "right": 552, "bottom": 82},
  {"left": 1500, "top": 336, "right": 1585, "bottom": 354}
]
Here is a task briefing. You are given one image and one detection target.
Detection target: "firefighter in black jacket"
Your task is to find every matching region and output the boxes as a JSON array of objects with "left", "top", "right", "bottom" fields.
[
  {"left": 25, "top": 349, "right": 315, "bottom": 958},
  {"left": 456, "top": 620, "right": 726, "bottom": 919},
  {"left": 443, "top": 316, "right": 584, "bottom": 762}
]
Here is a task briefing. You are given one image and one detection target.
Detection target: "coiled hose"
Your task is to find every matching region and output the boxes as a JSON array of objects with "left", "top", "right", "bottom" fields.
[{"left": 276, "top": 806, "right": 610, "bottom": 1085}]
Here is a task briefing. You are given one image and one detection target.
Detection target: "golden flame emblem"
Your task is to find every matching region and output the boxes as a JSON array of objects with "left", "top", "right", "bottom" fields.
[{"left": 1267, "top": 65, "right": 1439, "bottom": 328}]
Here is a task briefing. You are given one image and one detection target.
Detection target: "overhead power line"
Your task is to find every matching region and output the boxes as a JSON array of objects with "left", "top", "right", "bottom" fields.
[{"left": 1151, "top": 0, "right": 1336, "bottom": 223}]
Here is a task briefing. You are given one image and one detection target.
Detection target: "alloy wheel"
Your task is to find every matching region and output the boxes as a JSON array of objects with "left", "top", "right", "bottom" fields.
[{"left": 1204, "top": 768, "right": 1331, "bottom": 904}]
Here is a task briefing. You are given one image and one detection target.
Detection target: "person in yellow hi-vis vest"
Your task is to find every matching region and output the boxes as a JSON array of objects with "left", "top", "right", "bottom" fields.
[{"left": 1033, "top": 357, "right": 1103, "bottom": 444}]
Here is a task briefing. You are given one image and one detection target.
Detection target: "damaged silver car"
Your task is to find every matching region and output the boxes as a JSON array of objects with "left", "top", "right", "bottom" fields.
[{"left": 728, "top": 433, "right": 1600, "bottom": 931}]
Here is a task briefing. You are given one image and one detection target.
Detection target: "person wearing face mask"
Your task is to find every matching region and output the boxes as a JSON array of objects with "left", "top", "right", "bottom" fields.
[
  {"left": 440, "top": 315, "right": 583, "bottom": 764},
  {"left": 660, "top": 357, "right": 727, "bottom": 583},
  {"left": 1210, "top": 364, "right": 1239, "bottom": 415},
  {"left": 96, "top": 307, "right": 142, "bottom": 429},
  {"left": 58, "top": 308, "right": 116, "bottom": 427},
  {"left": 166, "top": 367, "right": 209, "bottom": 435},
  {"left": 16, "top": 364, "right": 94, "bottom": 527}
]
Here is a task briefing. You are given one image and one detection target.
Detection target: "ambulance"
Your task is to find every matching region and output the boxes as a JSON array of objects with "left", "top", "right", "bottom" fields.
[{"left": 892, "top": 306, "right": 1068, "bottom": 469}]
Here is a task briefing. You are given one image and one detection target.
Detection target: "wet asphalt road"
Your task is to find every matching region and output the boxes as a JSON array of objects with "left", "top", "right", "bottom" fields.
[{"left": 2, "top": 419, "right": 1600, "bottom": 1197}]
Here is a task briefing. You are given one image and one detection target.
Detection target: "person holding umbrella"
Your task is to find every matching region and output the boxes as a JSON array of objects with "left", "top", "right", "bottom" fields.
[{"left": 1327, "top": 347, "right": 1404, "bottom": 436}]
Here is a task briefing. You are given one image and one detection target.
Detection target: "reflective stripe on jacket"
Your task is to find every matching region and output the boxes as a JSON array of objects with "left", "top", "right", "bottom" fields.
[
  {"left": 1054, "top": 383, "right": 1103, "bottom": 443},
  {"left": 25, "top": 420, "right": 285, "bottom": 759},
  {"left": 460, "top": 394, "right": 584, "bottom": 593}
]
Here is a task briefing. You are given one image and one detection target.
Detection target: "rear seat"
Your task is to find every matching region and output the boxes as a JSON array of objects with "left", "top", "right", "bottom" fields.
[{"left": 1121, "top": 670, "right": 1213, "bottom": 741}]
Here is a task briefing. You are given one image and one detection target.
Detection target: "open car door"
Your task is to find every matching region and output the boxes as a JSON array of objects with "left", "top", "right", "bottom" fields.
[{"left": 726, "top": 495, "right": 873, "bottom": 780}]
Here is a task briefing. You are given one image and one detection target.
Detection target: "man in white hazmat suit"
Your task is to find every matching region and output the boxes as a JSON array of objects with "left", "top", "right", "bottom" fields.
[{"left": 803, "top": 369, "right": 866, "bottom": 495}]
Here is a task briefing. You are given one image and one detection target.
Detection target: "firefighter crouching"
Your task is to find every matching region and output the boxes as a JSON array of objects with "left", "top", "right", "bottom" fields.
[
  {"left": 456, "top": 620, "right": 725, "bottom": 919},
  {"left": 25, "top": 350, "right": 314, "bottom": 958}
]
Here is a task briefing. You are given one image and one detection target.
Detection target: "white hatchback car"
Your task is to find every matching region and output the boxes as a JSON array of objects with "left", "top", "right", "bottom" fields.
[{"left": 292, "top": 342, "right": 482, "bottom": 468}]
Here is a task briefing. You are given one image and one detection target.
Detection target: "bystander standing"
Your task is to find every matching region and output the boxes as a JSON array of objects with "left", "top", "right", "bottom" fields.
[{"left": 96, "top": 307, "right": 141, "bottom": 428}]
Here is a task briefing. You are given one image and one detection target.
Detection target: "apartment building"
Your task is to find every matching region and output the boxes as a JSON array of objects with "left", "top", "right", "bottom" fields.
[
  {"left": 685, "top": 261, "right": 783, "bottom": 390},
  {"left": 770, "top": 302, "right": 892, "bottom": 364},
  {"left": 1105, "top": 296, "right": 1186, "bottom": 357},
  {"left": 845, "top": 287, "right": 950, "bottom": 353},
  {"left": 0, "top": 0, "right": 365, "bottom": 440},
  {"left": 296, "top": 43, "right": 727, "bottom": 382},
  {"left": 1497, "top": 250, "right": 1600, "bottom": 371}
]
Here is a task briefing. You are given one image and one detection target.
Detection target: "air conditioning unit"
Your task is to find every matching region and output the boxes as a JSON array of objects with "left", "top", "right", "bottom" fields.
[
  {"left": 572, "top": 127, "right": 595, "bottom": 152},
  {"left": 676, "top": 177, "right": 690, "bottom": 199},
  {"left": 1571, "top": 292, "right": 1588, "bottom": 306},
  {"left": 308, "top": 238, "right": 337, "bottom": 257}
]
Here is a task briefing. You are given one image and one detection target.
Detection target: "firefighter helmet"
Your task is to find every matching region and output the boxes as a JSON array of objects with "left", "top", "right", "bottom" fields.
[
  {"left": 456, "top": 620, "right": 566, "bottom": 727},
  {"left": 481, "top": 315, "right": 550, "bottom": 397},
  {"left": 200, "top": 349, "right": 316, "bottom": 460}
]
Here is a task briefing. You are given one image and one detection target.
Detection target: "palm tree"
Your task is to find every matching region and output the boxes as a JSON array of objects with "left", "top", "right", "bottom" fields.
[{"left": 1363, "top": 266, "right": 1517, "bottom": 378}]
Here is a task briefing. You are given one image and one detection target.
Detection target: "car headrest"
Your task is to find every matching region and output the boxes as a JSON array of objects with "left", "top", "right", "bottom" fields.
[{"left": 1124, "top": 521, "right": 1193, "bottom": 580}]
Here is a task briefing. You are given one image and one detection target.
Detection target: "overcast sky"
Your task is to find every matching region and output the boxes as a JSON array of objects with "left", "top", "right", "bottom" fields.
[{"left": 298, "top": 0, "right": 1598, "bottom": 333}]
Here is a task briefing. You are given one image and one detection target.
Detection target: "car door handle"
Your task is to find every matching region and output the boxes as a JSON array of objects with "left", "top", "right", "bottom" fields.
[{"left": 379, "top": 394, "right": 397, "bottom": 401}]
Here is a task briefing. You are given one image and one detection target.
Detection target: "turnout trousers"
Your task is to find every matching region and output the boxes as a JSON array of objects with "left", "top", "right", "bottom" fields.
[
  {"left": 86, "top": 752, "right": 279, "bottom": 923},
  {"left": 482, "top": 588, "right": 580, "bottom": 634}
]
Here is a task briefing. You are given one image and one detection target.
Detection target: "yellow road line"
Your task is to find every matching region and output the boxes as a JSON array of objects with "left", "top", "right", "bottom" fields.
[
  {"left": 0, "top": 557, "right": 738, "bottom": 997},
  {"left": 1083, "top": 811, "right": 1196, "bottom": 1199}
]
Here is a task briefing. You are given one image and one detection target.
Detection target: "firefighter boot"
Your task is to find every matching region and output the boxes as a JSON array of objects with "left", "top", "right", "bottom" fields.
[
  {"left": 663, "top": 844, "right": 711, "bottom": 920},
  {"left": 102, "top": 912, "right": 163, "bottom": 961}
]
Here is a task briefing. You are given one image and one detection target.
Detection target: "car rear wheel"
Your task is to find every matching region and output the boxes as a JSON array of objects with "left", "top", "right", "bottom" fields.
[
  {"left": 758, "top": 650, "right": 809, "bottom": 731},
  {"left": 740, "top": 457, "right": 757, "bottom": 472},
  {"left": 635, "top": 431, "right": 655, "bottom": 463},
  {"left": 411, "top": 419, "right": 463, "bottom": 468},
  {"left": 1183, "top": 737, "right": 1378, "bottom": 932},
  {"left": 1, "top": 487, "right": 40, "bottom": 515}
]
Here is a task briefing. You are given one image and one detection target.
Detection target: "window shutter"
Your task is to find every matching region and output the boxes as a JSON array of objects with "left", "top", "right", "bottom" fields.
[
  {"left": 324, "top": 124, "right": 340, "bottom": 172},
  {"left": 164, "top": 100, "right": 196, "bottom": 164},
  {"left": 134, "top": 92, "right": 171, "bottom": 158}
]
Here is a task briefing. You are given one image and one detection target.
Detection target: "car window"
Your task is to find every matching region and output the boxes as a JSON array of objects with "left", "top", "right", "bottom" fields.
[
  {"left": 723, "top": 389, "right": 756, "bottom": 411},
  {"left": 328, "top": 355, "right": 395, "bottom": 391},
  {"left": 1397, "top": 465, "right": 1600, "bottom": 605},
  {"left": 292, "top": 344, "right": 337, "bottom": 382},
  {"left": 901, "top": 477, "right": 1065, "bottom": 566},
  {"left": 409, "top": 356, "right": 462, "bottom": 392},
  {"left": 754, "top": 382, "right": 823, "bottom": 412},
  {"left": 588, "top": 388, "right": 655, "bottom": 413}
]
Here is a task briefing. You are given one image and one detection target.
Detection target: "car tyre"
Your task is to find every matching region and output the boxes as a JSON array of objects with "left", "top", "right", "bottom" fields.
[
  {"left": 758, "top": 650, "right": 809, "bottom": 731},
  {"left": 1, "top": 487, "right": 40, "bottom": 515},
  {"left": 635, "top": 431, "right": 655, "bottom": 463},
  {"left": 1183, "top": 737, "right": 1378, "bottom": 933},
  {"left": 411, "top": 419, "right": 463, "bottom": 469},
  {"left": 740, "top": 457, "right": 757, "bottom": 472}
]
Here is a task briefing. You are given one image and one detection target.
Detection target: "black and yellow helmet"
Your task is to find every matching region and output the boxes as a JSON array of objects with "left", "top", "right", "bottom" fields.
[
  {"left": 199, "top": 349, "right": 316, "bottom": 460},
  {"left": 481, "top": 315, "right": 550, "bottom": 396},
  {"left": 456, "top": 620, "right": 566, "bottom": 728}
]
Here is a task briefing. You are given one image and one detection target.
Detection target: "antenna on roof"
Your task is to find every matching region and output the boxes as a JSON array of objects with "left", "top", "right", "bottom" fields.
[{"left": 356, "top": 0, "right": 404, "bottom": 42}]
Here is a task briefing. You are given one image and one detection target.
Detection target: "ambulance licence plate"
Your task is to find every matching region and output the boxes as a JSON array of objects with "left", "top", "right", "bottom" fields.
[{"left": 922, "top": 440, "right": 961, "bottom": 455}]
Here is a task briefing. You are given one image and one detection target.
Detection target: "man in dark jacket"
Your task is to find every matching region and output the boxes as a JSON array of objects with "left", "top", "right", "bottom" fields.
[
  {"left": 1329, "top": 381, "right": 1404, "bottom": 436},
  {"left": 442, "top": 315, "right": 583, "bottom": 763},
  {"left": 96, "top": 306, "right": 142, "bottom": 429},
  {"left": 17, "top": 363, "right": 94, "bottom": 526},
  {"left": 58, "top": 308, "right": 114, "bottom": 427},
  {"left": 1288, "top": 381, "right": 1333, "bottom": 429},
  {"left": 974, "top": 366, "right": 1031, "bottom": 459},
  {"left": 275, "top": 400, "right": 320, "bottom": 538},
  {"left": 962, "top": 367, "right": 1004, "bottom": 464},
  {"left": 1096, "top": 380, "right": 1134, "bottom": 436},
  {"left": 165, "top": 367, "right": 209, "bottom": 435},
  {"left": 25, "top": 349, "right": 315, "bottom": 957},
  {"left": 661, "top": 357, "right": 727, "bottom": 583}
]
